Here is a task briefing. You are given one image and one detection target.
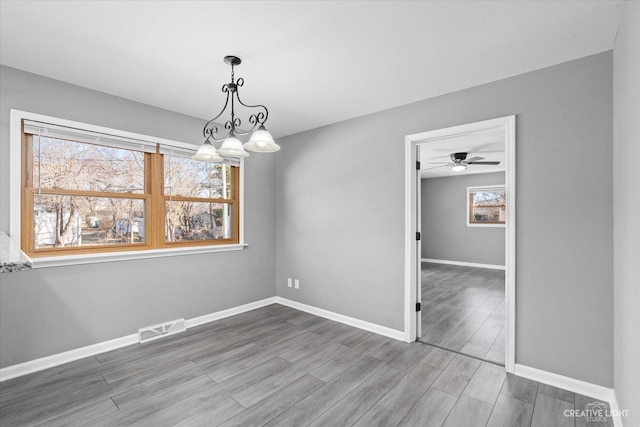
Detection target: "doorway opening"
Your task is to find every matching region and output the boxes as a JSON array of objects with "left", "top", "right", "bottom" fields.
[{"left": 404, "top": 116, "right": 516, "bottom": 373}]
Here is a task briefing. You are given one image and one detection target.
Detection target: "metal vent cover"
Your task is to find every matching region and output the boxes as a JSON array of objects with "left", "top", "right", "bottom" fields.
[{"left": 138, "top": 318, "right": 186, "bottom": 344}]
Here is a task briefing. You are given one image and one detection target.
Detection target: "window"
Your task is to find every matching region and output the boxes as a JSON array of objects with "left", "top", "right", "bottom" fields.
[
  {"left": 467, "top": 185, "right": 506, "bottom": 226},
  {"left": 162, "top": 151, "right": 239, "bottom": 244},
  {"left": 20, "top": 117, "right": 240, "bottom": 258}
]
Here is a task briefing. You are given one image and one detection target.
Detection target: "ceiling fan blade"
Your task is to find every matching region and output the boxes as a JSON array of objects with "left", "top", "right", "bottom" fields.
[
  {"left": 467, "top": 161, "right": 501, "bottom": 165},
  {"left": 465, "top": 156, "right": 484, "bottom": 163},
  {"left": 424, "top": 165, "right": 449, "bottom": 170},
  {"left": 427, "top": 162, "right": 452, "bottom": 164}
]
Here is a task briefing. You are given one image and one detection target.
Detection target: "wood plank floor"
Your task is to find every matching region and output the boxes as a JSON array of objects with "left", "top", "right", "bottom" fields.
[
  {"left": 420, "top": 262, "right": 506, "bottom": 365},
  {"left": 0, "top": 304, "right": 613, "bottom": 426}
]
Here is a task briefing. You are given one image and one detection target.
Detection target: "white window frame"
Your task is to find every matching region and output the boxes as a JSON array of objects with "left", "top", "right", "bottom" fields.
[
  {"left": 466, "top": 185, "right": 506, "bottom": 228},
  {"left": 9, "top": 109, "right": 246, "bottom": 268}
]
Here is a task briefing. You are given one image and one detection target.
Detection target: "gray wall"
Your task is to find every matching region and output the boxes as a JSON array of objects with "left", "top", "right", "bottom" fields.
[
  {"left": 421, "top": 172, "right": 505, "bottom": 266},
  {"left": 613, "top": 2, "right": 640, "bottom": 424},
  {"left": 276, "top": 52, "right": 613, "bottom": 387},
  {"left": 0, "top": 66, "right": 276, "bottom": 368}
]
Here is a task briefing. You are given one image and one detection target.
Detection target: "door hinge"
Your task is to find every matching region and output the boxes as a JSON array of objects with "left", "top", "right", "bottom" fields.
[
  {"left": 416, "top": 232, "right": 421, "bottom": 241},
  {"left": 416, "top": 302, "right": 421, "bottom": 312},
  {"left": 416, "top": 161, "right": 421, "bottom": 170}
]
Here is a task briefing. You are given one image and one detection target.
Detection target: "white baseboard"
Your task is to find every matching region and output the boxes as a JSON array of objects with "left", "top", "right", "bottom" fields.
[
  {"left": 185, "top": 297, "right": 277, "bottom": 329},
  {"left": 422, "top": 258, "right": 506, "bottom": 270},
  {"left": 514, "top": 363, "right": 615, "bottom": 404},
  {"left": 0, "top": 296, "right": 277, "bottom": 382},
  {"left": 0, "top": 334, "right": 138, "bottom": 383},
  {"left": 275, "top": 297, "right": 406, "bottom": 342},
  {"left": 1, "top": 296, "right": 404, "bottom": 382}
]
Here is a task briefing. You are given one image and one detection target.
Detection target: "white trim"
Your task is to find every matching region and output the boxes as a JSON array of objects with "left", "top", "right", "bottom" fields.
[
  {"left": 185, "top": 297, "right": 276, "bottom": 329},
  {"left": 275, "top": 297, "right": 406, "bottom": 342},
  {"left": 403, "top": 133, "right": 418, "bottom": 342},
  {"left": 609, "top": 391, "right": 625, "bottom": 427},
  {"left": 14, "top": 109, "right": 204, "bottom": 152},
  {"left": 466, "top": 184, "right": 506, "bottom": 227},
  {"left": 31, "top": 244, "right": 249, "bottom": 269},
  {"left": 421, "top": 258, "right": 506, "bottom": 270},
  {"left": 415, "top": 144, "right": 422, "bottom": 339},
  {"left": 23, "top": 120, "right": 158, "bottom": 153},
  {"left": 9, "top": 109, "right": 247, "bottom": 261},
  {"left": 0, "top": 334, "right": 138, "bottom": 382},
  {"left": 514, "top": 364, "right": 615, "bottom": 405},
  {"left": 505, "top": 115, "right": 516, "bottom": 373},
  {"left": 9, "top": 109, "right": 22, "bottom": 242},
  {"left": 0, "top": 296, "right": 276, "bottom": 382},
  {"left": 0, "top": 296, "right": 408, "bottom": 382},
  {"left": 239, "top": 156, "right": 245, "bottom": 245},
  {"left": 405, "top": 115, "right": 516, "bottom": 372}
]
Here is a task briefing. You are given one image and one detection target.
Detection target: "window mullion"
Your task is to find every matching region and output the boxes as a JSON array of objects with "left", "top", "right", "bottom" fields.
[{"left": 149, "top": 151, "right": 164, "bottom": 249}]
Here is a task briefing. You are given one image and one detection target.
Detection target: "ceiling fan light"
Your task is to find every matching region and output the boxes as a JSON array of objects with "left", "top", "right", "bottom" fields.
[
  {"left": 217, "top": 134, "right": 250, "bottom": 158},
  {"left": 244, "top": 125, "right": 280, "bottom": 153},
  {"left": 451, "top": 163, "right": 467, "bottom": 172},
  {"left": 192, "top": 140, "right": 223, "bottom": 162}
]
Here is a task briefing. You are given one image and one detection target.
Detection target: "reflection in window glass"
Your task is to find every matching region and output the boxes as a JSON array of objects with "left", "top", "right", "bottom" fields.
[
  {"left": 468, "top": 187, "right": 506, "bottom": 225},
  {"left": 32, "top": 136, "right": 145, "bottom": 193},
  {"left": 164, "top": 156, "right": 232, "bottom": 199},
  {"left": 33, "top": 195, "right": 145, "bottom": 248},
  {"left": 165, "top": 201, "right": 232, "bottom": 241}
]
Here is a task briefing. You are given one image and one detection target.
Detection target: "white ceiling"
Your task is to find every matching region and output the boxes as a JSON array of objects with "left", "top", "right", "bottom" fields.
[
  {"left": 420, "top": 129, "right": 505, "bottom": 178},
  {"left": 0, "top": 1, "right": 624, "bottom": 138}
]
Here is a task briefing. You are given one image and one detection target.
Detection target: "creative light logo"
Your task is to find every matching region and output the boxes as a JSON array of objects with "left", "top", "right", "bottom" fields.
[
  {"left": 564, "top": 400, "right": 629, "bottom": 423},
  {"left": 585, "top": 401, "right": 608, "bottom": 422}
]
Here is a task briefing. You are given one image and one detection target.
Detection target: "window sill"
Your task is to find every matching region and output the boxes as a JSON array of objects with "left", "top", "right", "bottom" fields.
[{"left": 30, "top": 243, "right": 249, "bottom": 269}]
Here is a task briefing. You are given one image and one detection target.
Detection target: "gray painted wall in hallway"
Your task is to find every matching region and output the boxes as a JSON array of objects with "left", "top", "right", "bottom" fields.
[
  {"left": 276, "top": 52, "right": 613, "bottom": 387},
  {"left": 421, "top": 172, "right": 505, "bottom": 266},
  {"left": 613, "top": 2, "right": 640, "bottom": 424},
  {"left": 0, "top": 66, "right": 276, "bottom": 368}
]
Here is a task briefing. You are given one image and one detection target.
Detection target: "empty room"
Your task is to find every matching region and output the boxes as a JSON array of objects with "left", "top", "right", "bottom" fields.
[
  {"left": 0, "top": 1, "right": 638, "bottom": 426},
  {"left": 419, "top": 131, "right": 507, "bottom": 365}
]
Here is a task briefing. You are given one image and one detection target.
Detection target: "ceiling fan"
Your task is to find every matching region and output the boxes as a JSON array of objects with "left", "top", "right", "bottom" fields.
[{"left": 427, "top": 152, "right": 500, "bottom": 172}]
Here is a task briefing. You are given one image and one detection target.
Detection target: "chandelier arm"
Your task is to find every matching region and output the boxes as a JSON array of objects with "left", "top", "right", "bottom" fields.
[
  {"left": 203, "top": 89, "right": 233, "bottom": 141},
  {"left": 231, "top": 92, "right": 269, "bottom": 136},
  {"left": 207, "top": 127, "right": 233, "bottom": 142}
]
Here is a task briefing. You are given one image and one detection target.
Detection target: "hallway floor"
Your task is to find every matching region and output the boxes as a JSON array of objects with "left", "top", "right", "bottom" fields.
[{"left": 419, "top": 262, "right": 506, "bottom": 365}]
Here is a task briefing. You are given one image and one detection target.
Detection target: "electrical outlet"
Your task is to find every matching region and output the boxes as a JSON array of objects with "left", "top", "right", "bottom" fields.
[
  {"left": 294, "top": 279, "right": 300, "bottom": 289},
  {"left": 287, "top": 278, "right": 292, "bottom": 288}
]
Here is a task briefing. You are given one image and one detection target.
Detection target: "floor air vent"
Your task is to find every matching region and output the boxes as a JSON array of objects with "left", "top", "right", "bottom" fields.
[{"left": 138, "top": 318, "right": 186, "bottom": 344}]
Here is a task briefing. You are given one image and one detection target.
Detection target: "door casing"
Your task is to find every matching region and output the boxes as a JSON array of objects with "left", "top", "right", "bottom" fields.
[{"left": 403, "top": 115, "right": 516, "bottom": 373}]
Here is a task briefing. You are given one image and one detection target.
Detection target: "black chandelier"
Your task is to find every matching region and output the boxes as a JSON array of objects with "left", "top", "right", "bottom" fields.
[{"left": 192, "top": 55, "right": 279, "bottom": 162}]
